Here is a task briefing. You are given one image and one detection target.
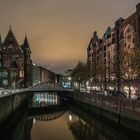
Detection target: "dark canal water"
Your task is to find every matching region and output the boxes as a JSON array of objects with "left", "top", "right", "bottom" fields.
[{"left": 1, "top": 92, "right": 139, "bottom": 140}]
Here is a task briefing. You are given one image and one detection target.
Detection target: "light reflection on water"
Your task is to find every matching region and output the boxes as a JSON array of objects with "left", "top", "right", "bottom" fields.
[
  {"left": 31, "top": 92, "right": 60, "bottom": 107},
  {"left": 27, "top": 92, "right": 135, "bottom": 140},
  {"left": 31, "top": 113, "right": 75, "bottom": 140},
  {"left": 1, "top": 92, "right": 139, "bottom": 140}
]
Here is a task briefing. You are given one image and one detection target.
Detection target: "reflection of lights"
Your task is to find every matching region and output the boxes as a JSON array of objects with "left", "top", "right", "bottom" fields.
[
  {"left": 34, "top": 93, "right": 59, "bottom": 105},
  {"left": 69, "top": 114, "right": 72, "bottom": 121},
  {"left": 33, "top": 118, "right": 36, "bottom": 124}
]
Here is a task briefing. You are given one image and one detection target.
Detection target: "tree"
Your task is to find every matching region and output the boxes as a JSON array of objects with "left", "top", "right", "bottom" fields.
[
  {"left": 120, "top": 48, "right": 140, "bottom": 98},
  {"left": 70, "top": 61, "right": 89, "bottom": 85},
  {"left": 132, "top": 48, "right": 140, "bottom": 77}
]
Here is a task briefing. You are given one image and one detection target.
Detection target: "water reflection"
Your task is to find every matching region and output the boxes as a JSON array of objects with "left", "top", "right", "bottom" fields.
[
  {"left": 0, "top": 102, "right": 29, "bottom": 140},
  {"left": 31, "top": 92, "right": 60, "bottom": 108},
  {"left": 1, "top": 92, "right": 139, "bottom": 140}
]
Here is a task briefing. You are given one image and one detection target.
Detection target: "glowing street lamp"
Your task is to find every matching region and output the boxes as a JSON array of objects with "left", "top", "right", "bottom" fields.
[{"left": 68, "top": 77, "right": 72, "bottom": 81}]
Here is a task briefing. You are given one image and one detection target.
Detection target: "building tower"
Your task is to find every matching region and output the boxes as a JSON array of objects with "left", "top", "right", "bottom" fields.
[
  {"left": 22, "top": 35, "right": 32, "bottom": 87},
  {"left": 2, "top": 26, "right": 24, "bottom": 88}
]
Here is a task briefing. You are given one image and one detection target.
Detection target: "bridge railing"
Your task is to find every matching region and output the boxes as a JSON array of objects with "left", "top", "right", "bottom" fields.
[
  {"left": 29, "top": 82, "right": 73, "bottom": 92},
  {"left": 0, "top": 88, "right": 28, "bottom": 97}
]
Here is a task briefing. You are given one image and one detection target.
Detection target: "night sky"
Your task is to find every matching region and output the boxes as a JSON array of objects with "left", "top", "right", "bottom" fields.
[{"left": 0, "top": 0, "right": 139, "bottom": 73}]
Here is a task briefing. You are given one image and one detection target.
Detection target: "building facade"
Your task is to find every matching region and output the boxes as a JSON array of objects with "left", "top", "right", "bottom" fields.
[
  {"left": 87, "top": 3, "right": 140, "bottom": 98},
  {"left": 32, "top": 63, "right": 42, "bottom": 85},
  {"left": 0, "top": 27, "right": 32, "bottom": 88},
  {"left": 32, "top": 63, "right": 56, "bottom": 85}
]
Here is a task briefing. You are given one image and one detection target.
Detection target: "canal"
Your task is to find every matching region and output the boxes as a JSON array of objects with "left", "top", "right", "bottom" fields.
[{"left": 0, "top": 92, "right": 139, "bottom": 140}]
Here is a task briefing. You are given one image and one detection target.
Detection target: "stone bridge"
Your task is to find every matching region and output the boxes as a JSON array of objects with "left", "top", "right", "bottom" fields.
[{"left": 28, "top": 83, "right": 74, "bottom": 92}]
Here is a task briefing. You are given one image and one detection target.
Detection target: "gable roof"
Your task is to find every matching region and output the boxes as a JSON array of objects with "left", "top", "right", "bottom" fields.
[
  {"left": 3, "top": 26, "right": 19, "bottom": 46},
  {"left": 87, "top": 38, "right": 94, "bottom": 50},
  {"left": 103, "top": 26, "right": 112, "bottom": 39},
  {"left": 3, "top": 26, "right": 23, "bottom": 53}
]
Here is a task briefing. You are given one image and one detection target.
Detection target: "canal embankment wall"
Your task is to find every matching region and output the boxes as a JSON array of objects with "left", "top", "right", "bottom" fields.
[
  {"left": 62, "top": 92, "right": 140, "bottom": 135},
  {"left": 0, "top": 92, "right": 28, "bottom": 127}
]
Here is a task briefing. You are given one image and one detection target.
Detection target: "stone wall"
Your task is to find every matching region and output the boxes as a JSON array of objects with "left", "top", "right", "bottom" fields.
[
  {"left": 0, "top": 92, "right": 28, "bottom": 125},
  {"left": 62, "top": 92, "right": 140, "bottom": 135}
]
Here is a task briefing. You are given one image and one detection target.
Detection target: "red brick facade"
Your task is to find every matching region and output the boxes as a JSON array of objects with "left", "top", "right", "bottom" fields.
[{"left": 87, "top": 3, "right": 140, "bottom": 98}]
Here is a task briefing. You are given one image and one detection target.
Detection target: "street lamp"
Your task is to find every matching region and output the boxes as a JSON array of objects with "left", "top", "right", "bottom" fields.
[{"left": 68, "top": 77, "right": 72, "bottom": 81}]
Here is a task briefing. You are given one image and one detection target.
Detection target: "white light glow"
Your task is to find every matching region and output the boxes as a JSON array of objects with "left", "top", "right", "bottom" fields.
[{"left": 69, "top": 115, "right": 72, "bottom": 121}]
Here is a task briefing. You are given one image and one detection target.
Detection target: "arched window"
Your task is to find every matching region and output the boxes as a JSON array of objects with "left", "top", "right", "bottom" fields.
[{"left": 124, "top": 24, "right": 134, "bottom": 42}]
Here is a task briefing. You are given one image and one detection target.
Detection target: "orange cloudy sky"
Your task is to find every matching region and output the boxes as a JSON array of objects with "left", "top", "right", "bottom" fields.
[{"left": 0, "top": 0, "right": 139, "bottom": 73}]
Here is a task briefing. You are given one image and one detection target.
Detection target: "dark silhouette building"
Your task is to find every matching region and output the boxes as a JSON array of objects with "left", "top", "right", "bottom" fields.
[{"left": 21, "top": 35, "right": 32, "bottom": 87}]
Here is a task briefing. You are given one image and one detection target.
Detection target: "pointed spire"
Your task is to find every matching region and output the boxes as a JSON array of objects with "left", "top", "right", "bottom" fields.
[
  {"left": 23, "top": 34, "right": 31, "bottom": 50},
  {"left": 9, "top": 25, "right": 12, "bottom": 33},
  {"left": 93, "top": 31, "right": 99, "bottom": 42}
]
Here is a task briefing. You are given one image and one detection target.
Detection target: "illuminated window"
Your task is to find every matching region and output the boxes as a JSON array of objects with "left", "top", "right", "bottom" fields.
[{"left": 19, "top": 70, "right": 24, "bottom": 78}]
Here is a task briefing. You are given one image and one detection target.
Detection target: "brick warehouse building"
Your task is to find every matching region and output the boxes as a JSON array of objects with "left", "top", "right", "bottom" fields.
[
  {"left": 87, "top": 3, "right": 140, "bottom": 98},
  {"left": 0, "top": 27, "right": 32, "bottom": 88}
]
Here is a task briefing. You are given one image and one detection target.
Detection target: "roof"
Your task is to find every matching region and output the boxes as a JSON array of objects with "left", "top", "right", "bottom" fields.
[
  {"left": 103, "top": 26, "right": 112, "bottom": 39},
  {"left": 2, "top": 26, "right": 23, "bottom": 53},
  {"left": 88, "top": 38, "right": 94, "bottom": 50},
  {"left": 23, "top": 35, "right": 31, "bottom": 50},
  {"left": 3, "top": 26, "right": 19, "bottom": 47},
  {"left": 93, "top": 31, "right": 99, "bottom": 42}
]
